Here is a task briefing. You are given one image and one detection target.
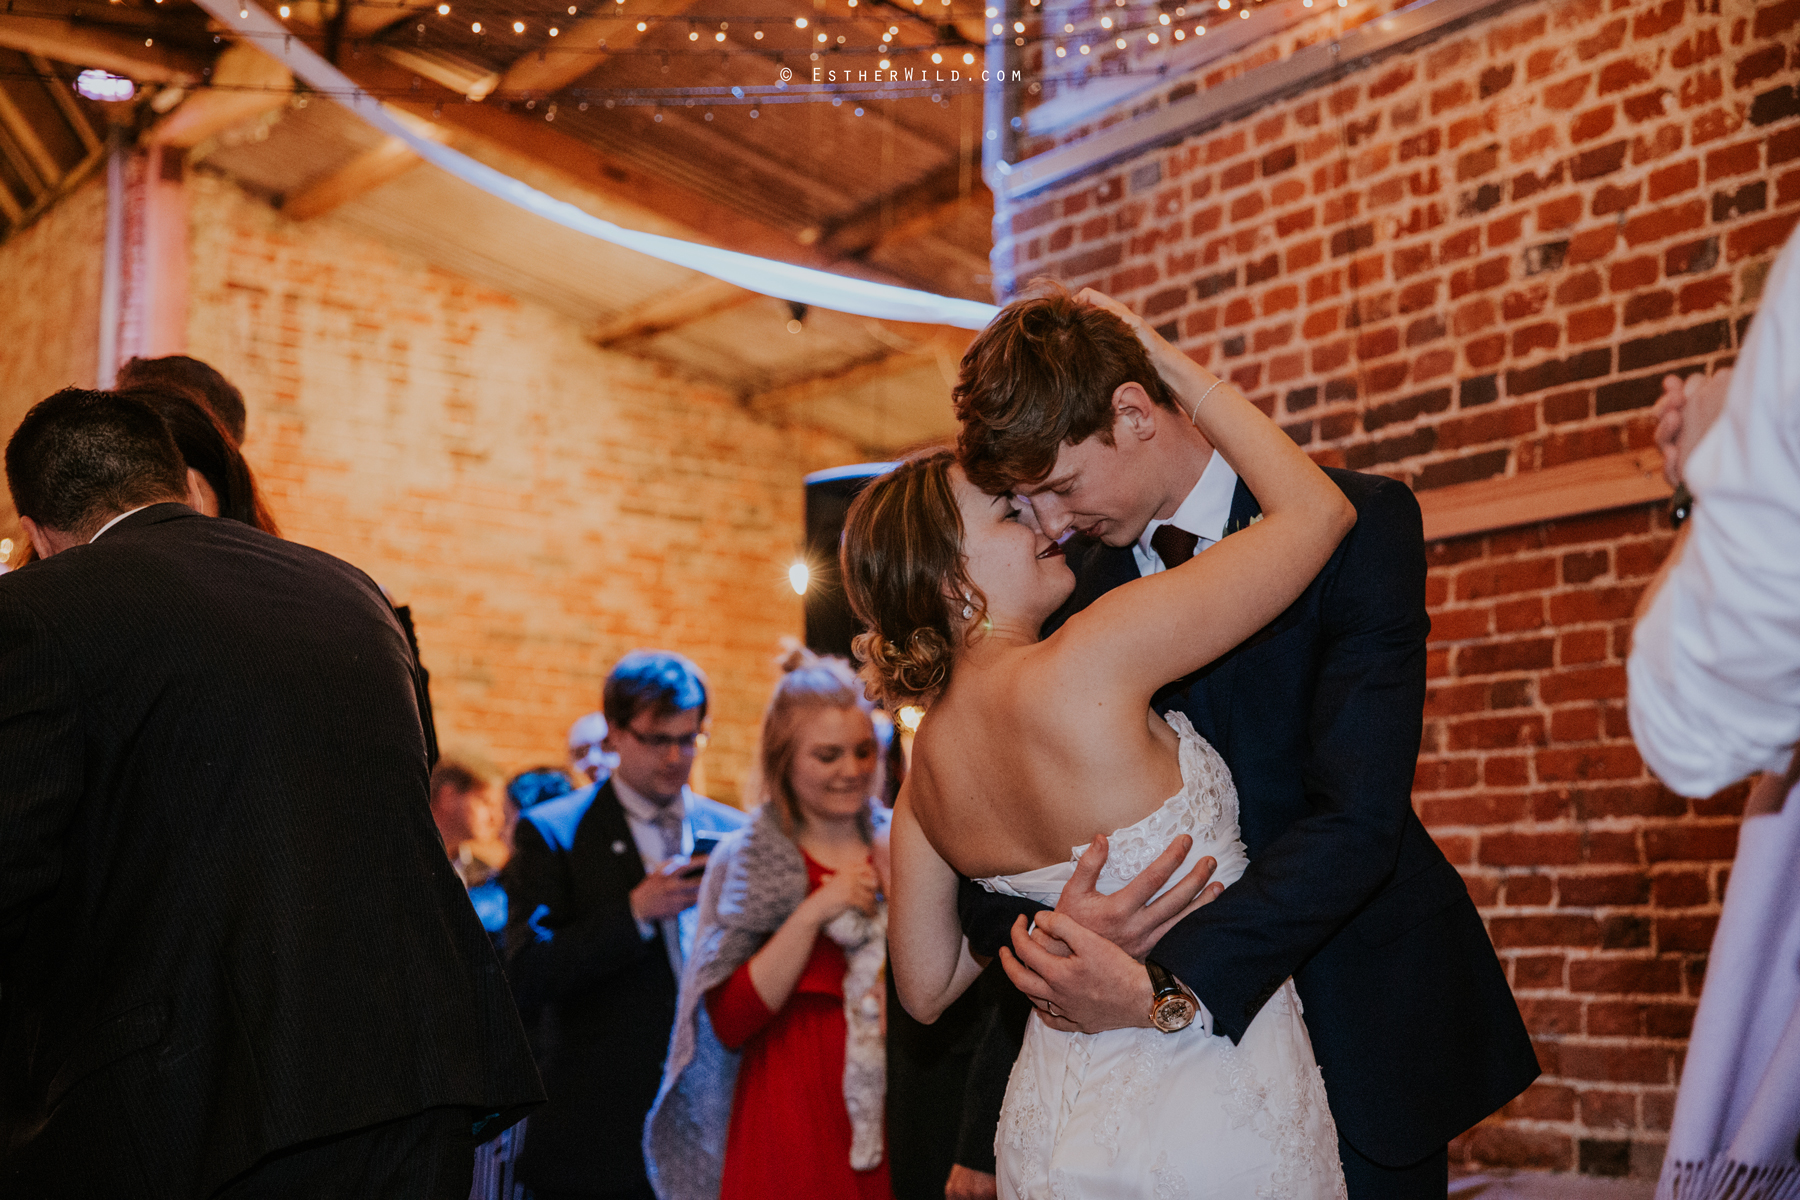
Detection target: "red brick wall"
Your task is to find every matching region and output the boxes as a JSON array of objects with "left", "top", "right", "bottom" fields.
[
  {"left": 0, "top": 177, "right": 105, "bottom": 462},
  {"left": 3, "top": 173, "right": 866, "bottom": 804},
  {"left": 993, "top": 0, "right": 1797, "bottom": 1177}
]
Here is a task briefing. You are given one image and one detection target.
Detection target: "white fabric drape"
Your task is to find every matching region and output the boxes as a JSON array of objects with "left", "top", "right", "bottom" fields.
[
  {"left": 187, "top": 0, "right": 1001, "bottom": 331},
  {"left": 1655, "top": 795, "right": 1800, "bottom": 1200}
]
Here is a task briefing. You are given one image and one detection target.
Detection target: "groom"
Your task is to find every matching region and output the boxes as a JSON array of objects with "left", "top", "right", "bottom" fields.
[{"left": 950, "top": 287, "right": 1538, "bottom": 1197}]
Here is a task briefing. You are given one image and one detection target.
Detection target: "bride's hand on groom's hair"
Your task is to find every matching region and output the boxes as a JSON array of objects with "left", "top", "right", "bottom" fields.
[
  {"left": 1055, "top": 834, "right": 1220, "bottom": 960},
  {"left": 1001, "top": 913, "right": 1155, "bottom": 1034}
]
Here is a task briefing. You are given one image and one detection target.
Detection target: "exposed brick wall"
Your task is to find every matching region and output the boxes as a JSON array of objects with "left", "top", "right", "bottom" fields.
[
  {"left": 991, "top": 0, "right": 1798, "bottom": 1177},
  {"left": 3, "top": 173, "right": 865, "bottom": 804},
  {"left": 0, "top": 176, "right": 105, "bottom": 498}
]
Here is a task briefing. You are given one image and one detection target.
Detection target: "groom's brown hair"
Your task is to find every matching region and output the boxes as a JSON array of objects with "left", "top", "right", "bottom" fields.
[{"left": 954, "top": 279, "right": 1180, "bottom": 494}]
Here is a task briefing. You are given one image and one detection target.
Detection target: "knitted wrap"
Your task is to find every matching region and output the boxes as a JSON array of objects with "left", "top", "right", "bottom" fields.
[{"left": 643, "top": 801, "right": 889, "bottom": 1200}]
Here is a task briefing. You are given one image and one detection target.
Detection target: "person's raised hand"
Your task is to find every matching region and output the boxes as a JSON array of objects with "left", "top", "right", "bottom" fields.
[
  {"left": 1655, "top": 368, "right": 1733, "bottom": 486},
  {"left": 1001, "top": 912, "right": 1156, "bottom": 1034},
  {"left": 945, "top": 1165, "right": 998, "bottom": 1200},
  {"left": 1053, "top": 833, "right": 1222, "bottom": 960},
  {"left": 630, "top": 858, "right": 704, "bottom": 923},
  {"left": 804, "top": 858, "right": 880, "bottom": 927},
  {"left": 1075, "top": 288, "right": 1172, "bottom": 364}
]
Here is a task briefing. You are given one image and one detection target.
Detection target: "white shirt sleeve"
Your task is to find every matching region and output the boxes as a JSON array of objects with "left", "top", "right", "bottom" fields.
[{"left": 1627, "top": 231, "right": 1800, "bottom": 798}]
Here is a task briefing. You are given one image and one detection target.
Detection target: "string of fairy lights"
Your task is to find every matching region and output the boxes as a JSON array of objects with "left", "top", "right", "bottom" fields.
[{"left": 4, "top": 0, "right": 1332, "bottom": 109}]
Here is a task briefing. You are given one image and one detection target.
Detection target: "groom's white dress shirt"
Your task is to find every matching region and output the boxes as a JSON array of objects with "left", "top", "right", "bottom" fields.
[
  {"left": 1628, "top": 232, "right": 1800, "bottom": 798},
  {"left": 1120, "top": 448, "right": 1240, "bottom": 1034},
  {"left": 1132, "top": 452, "right": 1241, "bottom": 576}
]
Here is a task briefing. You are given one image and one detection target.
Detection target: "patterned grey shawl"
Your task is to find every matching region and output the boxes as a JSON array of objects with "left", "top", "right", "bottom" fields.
[{"left": 643, "top": 801, "right": 889, "bottom": 1200}]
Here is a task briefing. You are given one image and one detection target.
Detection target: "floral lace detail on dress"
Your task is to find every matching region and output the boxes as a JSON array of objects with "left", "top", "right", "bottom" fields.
[
  {"left": 1003, "top": 1055, "right": 1051, "bottom": 1157},
  {"left": 1151, "top": 1152, "right": 1191, "bottom": 1200},
  {"left": 1215, "top": 988, "right": 1349, "bottom": 1200},
  {"left": 1089, "top": 712, "right": 1239, "bottom": 893},
  {"left": 1092, "top": 1028, "right": 1174, "bottom": 1160}
]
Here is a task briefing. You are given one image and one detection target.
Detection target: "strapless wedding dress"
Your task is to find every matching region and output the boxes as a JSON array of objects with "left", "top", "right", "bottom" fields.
[{"left": 975, "top": 713, "right": 1347, "bottom": 1200}]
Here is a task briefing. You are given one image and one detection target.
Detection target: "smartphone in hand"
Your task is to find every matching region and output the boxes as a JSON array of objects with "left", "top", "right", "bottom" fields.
[{"left": 680, "top": 835, "right": 720, "bottom": 878}]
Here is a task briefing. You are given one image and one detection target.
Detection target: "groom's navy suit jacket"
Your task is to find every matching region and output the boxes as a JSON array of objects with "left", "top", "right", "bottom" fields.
[{"left": 959, "top": 468, "right": 1538, "bottom": 1167}]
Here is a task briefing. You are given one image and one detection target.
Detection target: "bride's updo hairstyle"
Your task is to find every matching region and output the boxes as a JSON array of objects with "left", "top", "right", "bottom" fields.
[
  {"left": 840, "top": 449, "right": 983, "bottom": 710},
  {"left": 757, "top": 642, "right": 875, "bottom": 838}
]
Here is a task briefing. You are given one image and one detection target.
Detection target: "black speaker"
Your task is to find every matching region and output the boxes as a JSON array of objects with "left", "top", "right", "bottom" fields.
[{"left": 801, "top": 463, "right": 895, "bottom": 659}]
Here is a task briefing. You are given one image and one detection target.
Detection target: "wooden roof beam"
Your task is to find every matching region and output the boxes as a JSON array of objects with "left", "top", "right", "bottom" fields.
[
  {"left": 818, "top": 155, "right": 990, "bottom": 259},
  {"left": 281, "top": 135, "right": 422, "bottom": 219},
  {"left": 30, "top": 55, "right": 103, "bottom": 155},
  {"left": 0, "top": 122, "right": 47, "bottom": 206},
  {"left": 591, "top": 277, "right": 757, "bottom": 346},
  {"left": 337, "top": 54, "right": 838, "bottom": 269},
  {"left": 0, "top": 12, "right": 207, "bottom": 85},
  {"left": 0, "top": 82, "right": 60, "bottom": 188},
  {"left": 147, "top": 43, "right": 293, "bottom": 148},
  {"left": 0, "top": 169, "right": 23, "bottom": 223},
  {"left": 496, "top": 6, "right": 668, "bottom": 97},
  {"left": 279, "top": 108, "right": 448, "bottom": 219}
]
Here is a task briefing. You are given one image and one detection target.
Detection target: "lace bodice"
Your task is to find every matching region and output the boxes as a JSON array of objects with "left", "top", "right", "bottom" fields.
[{"left": 975, "top": 711, "right": 1249, "bottom": 907}]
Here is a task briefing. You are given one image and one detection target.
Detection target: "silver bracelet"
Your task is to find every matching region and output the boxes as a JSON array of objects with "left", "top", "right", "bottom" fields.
[{"left": 1189, "top": 379, "right": 1225, "bottom": 426}]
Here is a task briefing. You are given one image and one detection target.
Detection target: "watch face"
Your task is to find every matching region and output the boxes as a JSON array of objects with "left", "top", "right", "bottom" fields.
[{"left": 1153, "top": 995, "right": 1195, "bottom": 1033}]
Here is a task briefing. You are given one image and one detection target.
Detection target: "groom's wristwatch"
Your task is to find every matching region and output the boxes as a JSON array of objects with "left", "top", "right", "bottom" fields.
[{"left": 1145, "top": 959, "right": 1198, "bottom": 1033}]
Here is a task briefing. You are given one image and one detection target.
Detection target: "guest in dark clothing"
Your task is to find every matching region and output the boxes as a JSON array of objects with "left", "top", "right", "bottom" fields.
[
  {"left": 7, "top": 385, "right": 275, "bottom": 570},
  {"left": 117, "top": 352, "right": 249, "bottom": 445},
  {"left": 0, "top": 388, "right": 541, "bottom": 1199},
  {"left": 503, "top": 652, "right": 745, "bottom": 1200},
  {"left": 508, "top": 767, "right": 577, "bottom": 814}
]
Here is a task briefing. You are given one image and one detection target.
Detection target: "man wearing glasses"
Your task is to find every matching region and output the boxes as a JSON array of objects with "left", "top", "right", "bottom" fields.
[{"left": 503, "top": 651, "right": 746, "bottom": 1200}]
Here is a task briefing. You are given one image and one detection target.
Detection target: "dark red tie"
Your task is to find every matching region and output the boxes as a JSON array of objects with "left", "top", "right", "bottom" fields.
[{"left": 1150, "top": 524, "right": 1200, "bottom": 571}]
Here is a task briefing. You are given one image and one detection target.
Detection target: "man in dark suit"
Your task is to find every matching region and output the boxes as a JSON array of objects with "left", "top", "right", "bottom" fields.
[
  {"left": 503, "top": 651, "right": 746, "bottom": 1200},
  {"left": 949, "top": 289, "right": 1539, "bottom": 1198},
  {"left": 0, "top": 389, "right": 542, "bottom": 1198}
]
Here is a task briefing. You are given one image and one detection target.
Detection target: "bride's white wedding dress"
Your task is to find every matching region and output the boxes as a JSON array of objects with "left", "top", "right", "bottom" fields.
[{"left": 975, "top": 713, "right": 1348, "bottom": 1200}]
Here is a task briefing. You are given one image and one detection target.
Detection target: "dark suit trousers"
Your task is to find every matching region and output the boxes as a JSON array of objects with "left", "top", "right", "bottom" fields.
[
  {"left": 212, "top": 1108, "right": 474, "bottom": 1200},
  {"left": 1340, "top": 1136, "right": 1448, "bottom": 1200}
]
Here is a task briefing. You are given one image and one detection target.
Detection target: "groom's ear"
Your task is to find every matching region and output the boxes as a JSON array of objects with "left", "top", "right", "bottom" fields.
[{"left": 1112, "top": 382, "right": 1160, "bottom": 442}]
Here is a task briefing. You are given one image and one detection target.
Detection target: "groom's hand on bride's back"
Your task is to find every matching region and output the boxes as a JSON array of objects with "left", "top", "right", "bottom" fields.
[{"left": 1054, "top": 833, "right": 1222, "bottom": 960}]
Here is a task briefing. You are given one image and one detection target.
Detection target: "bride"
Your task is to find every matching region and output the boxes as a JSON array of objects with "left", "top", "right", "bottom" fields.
[{"left": 841, "top": 291, "right": 1355, "bottom": 1199}]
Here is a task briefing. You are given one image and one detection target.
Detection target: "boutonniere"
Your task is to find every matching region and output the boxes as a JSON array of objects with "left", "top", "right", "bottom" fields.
[{"left": 1224, "top": 513, "right": 1264, "bottom": 537}]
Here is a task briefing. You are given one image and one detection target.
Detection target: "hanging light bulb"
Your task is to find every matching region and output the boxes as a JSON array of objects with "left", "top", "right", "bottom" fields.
[{"left": 788, "top": 562, "right": 810, "bottom": 594}]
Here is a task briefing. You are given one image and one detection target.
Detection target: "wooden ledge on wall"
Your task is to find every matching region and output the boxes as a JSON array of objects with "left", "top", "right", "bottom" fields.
[{"left": 1416, "top": 448, "right": 1673, "bottom": 543}]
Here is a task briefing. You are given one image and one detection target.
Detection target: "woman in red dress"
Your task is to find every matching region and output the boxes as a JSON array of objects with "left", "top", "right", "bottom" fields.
[{"left": 645, "top": 649, "right": 894, "bottom": 1200}]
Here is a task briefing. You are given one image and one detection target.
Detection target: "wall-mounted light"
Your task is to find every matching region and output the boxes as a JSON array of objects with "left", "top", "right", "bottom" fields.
[
  {"left": 75, "top": 70, "right": 135, "bottom": 102},
  {"left": 788, "top": 561, "right": 810, "bottom": 595}
]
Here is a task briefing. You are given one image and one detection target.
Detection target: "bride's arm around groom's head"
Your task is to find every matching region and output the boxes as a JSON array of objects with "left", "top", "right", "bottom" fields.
[{"left": 1046, "top": 289, "right": 1356, "bottom": 703}]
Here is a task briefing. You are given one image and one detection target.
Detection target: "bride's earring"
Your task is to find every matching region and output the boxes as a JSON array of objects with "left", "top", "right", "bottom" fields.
[{"left": 961, "top": 591, "right": 975, "bottom": 620}]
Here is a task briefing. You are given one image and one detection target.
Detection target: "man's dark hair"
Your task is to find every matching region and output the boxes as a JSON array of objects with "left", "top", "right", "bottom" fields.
[
  {"left": 955, "top": 279, "right": 1179, "bottom": 494},
  {"left": 5, "top": 388, "right": 189, "bottom": 538},
  {"left": 116, "top": 355, "right": 248, "bottom": 446},
  {"left": 603, "top": 650, "right": 709, "bottom": 731}
]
